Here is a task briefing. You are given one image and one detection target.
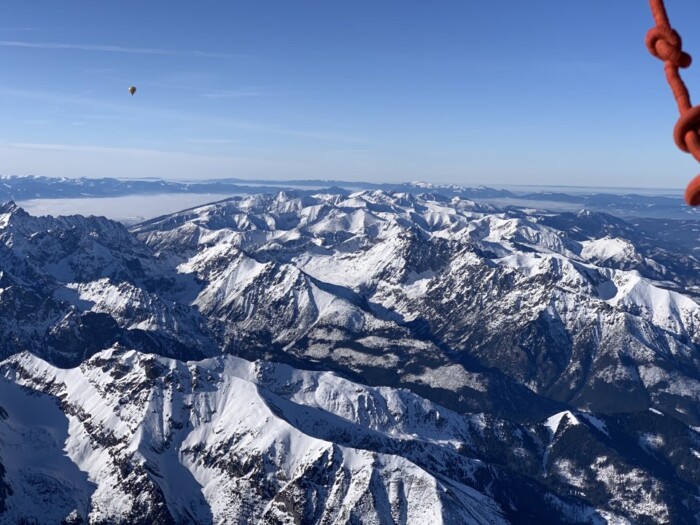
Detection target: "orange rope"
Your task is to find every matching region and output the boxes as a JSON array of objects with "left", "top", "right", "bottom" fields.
[{"left": 646, "top": 0, "right": 700, "bottom": 205}]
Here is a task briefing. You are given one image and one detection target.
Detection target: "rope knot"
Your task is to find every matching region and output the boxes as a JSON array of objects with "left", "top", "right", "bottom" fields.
[
  {"left": 674, "top": 106, "right": 700, "bottom": 162},
  {"left": 646, "top": 25, "right": 692, "bottom": 68},
  {"left": 647, "top": 0, "right": 700, "bottom": 205},
  {"left": 685, "top": 175, "right": 700, "bottom": 206}
]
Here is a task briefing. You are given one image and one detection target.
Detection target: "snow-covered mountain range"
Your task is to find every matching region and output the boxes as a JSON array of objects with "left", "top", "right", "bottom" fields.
[
  {"left": 3, "top": 174, "right": 699, "bottom": 220},
  {"left": 1, "top": 190, "right": 700, "bottom": 523}
]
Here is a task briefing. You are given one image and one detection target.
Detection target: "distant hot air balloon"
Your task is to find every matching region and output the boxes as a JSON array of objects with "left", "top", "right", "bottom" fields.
[{"left": 128, "top": 86, "right": 137, "bottom": 96}]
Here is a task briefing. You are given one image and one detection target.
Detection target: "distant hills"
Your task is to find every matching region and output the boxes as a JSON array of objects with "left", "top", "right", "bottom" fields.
[{"left": 1, "top": 174, "right": 698, "bottom": 220}]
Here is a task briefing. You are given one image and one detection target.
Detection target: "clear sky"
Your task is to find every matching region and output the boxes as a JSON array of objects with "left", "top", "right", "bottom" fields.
[{"left": 2, "top": 1, "right": 700, "bottom": 188}]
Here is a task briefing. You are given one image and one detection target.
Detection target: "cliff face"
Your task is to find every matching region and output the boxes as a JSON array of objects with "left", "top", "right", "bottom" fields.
[{"left": 1, "top": 190, "right": 699, "bottom": 523}]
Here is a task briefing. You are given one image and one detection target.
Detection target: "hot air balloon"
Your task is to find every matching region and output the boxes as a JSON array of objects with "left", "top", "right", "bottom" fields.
[{"left": 128, "top": 86, "right": 137, "bottom": 96}]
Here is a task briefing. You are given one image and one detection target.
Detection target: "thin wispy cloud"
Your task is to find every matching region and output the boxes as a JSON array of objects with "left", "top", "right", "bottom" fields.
[
  {"left": 118, "top": 81, "right": 262, "bottom": 98},
  {"left": 0, "top": 141, "right": 232, "bottom": 160},
  {"left": 0, "top": 88, "right": 367, "bottom": 144},
  {"left": 202, "top": 89, "right": 262, "bottom": 98},
  {"left": 86, "top": 73, "right": 265, "bottom": 101},
  {"left": 82, "top": 114, "right": 129, "bottom": 121},
  {"left": 184, "top": 138, "right": 239, "bottom": 145},
  {"left": 19, "top": 118, "right": 51, "bottom": 126},
  {"left": 0, "top": 141, "right": 160, "bottom": 155},
  {"left": 0, "top": 141, "right": 299, "bottom": 179},
  {"left": 0, "top": 40, "right": 238, "bottom": 58},
  {"left": 84, "top": 67, "right": 124, "bottom": 76}
]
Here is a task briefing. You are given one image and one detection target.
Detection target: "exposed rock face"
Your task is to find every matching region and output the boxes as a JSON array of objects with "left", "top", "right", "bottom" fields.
[
  {"left": 0, "top": 201, "right": 217, "bottom": 366},
  {"left": 134, "top": 191, "right": 700, "bottom": 425},
  {"left": 4, "top": 349, "right": 696, "bottom": 524},
  {"left": 1, "top": 191, "right": 700, "bottom": 523}
]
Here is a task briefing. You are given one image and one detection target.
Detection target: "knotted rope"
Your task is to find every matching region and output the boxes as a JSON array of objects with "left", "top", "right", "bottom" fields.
[{"left": 646, "top": 0, "right": 700, "bottom": 205}]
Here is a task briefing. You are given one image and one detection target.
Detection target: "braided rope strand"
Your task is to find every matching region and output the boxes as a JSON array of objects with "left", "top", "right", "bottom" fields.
[{"left": 646, "top": 0, "right": 700, "bottom": 205}]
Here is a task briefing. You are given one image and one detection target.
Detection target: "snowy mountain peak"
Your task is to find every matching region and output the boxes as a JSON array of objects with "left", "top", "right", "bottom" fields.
[
  {"left": 0, "top": 200, "right": 19, "bottom": 215},
  {"left": 1, "top": 191, "right": 700, "bottom": 523},
  {"left": 1, "top": 349, "right": 514, "bottom": 524}
]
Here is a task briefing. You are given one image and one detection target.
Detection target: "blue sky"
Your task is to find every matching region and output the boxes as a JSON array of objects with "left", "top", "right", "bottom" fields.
[{"left": 1, "top": 1, "right": 700, "bottom": 188}]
